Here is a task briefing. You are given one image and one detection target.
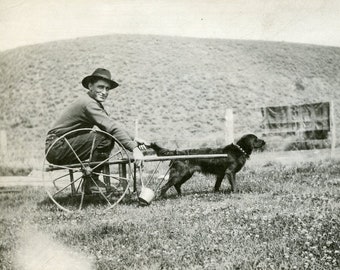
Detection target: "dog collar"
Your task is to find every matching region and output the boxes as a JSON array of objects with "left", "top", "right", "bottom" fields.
[{"left": 233, "top": 143, "right": 250, "bottom": 159}]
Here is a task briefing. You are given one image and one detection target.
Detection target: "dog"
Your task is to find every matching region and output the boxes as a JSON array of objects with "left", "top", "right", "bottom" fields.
[{"left": 149, "top": 134, "right": 265, "bottom": 197}]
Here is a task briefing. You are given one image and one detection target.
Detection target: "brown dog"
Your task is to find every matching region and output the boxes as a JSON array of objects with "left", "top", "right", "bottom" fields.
[{"left": 149, "top": 134, "right": 265, "bottom": 197}]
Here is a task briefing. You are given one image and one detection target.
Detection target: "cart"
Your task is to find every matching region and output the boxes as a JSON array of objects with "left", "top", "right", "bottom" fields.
[{"left": 43, "top": 128, "right": 228, "bottom": 212}]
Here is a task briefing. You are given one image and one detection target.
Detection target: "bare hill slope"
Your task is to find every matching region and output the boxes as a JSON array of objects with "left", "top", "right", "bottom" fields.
[{"left": 0, "top": 34, "right": 339, "bottom": 163}]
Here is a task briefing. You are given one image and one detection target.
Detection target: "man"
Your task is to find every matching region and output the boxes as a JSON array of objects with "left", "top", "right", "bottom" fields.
[{"left": 45, "top": 68, "right": 147, "bottom": 193}]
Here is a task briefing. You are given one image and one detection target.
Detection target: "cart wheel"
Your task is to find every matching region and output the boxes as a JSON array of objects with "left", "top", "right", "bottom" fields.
[{"left": 42, "top": 128, "right": 133, "bottom": 212}]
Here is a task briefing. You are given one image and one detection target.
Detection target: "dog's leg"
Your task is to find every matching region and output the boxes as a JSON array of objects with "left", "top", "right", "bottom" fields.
[
  {"left": 160, "top": 174, "right": 188, "bottom": 197},
  {"left": 160, "top": 171, "right": 194, "bottom": 197},
  {"left": 160, "top": 171, "right": 181, "bottom": 197},
  {"left": 160, "top": 182, "right": 173, "bottom": 197},
  {"left": 225, "top": 169, "right": 237, "bottom": 192},
  {"left": 173, "top": 172, "right": 195, "bottom": 196},
  {"left": 214, "top": 174, "right": 225, "bottom": 192},
  {"left": 174, "top": 183, "right": 182, "bottom": 196}
]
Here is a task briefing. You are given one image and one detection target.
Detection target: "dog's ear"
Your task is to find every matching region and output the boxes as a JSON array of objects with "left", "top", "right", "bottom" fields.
[{"left": 251, "top": 136, "right": 259, "bottom": 147}]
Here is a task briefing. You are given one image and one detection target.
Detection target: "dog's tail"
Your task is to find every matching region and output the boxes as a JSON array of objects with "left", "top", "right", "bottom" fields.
[{"left": 149, "top": 142, "right": 182, "bottom": 156}]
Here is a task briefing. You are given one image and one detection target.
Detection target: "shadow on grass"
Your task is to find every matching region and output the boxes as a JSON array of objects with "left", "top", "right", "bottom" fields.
[
  {"left": 37, "top": 192, "right": 138, "bottom": 210},
  {"left": 152, "top": 188, "right": 233, "bottom": 202},
  {"left": 36, "top": 187, "right": 236, "bottom": 210}
]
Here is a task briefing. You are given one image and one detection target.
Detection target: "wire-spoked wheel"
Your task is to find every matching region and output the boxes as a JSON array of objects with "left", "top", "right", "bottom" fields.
[{"left": 42, "top": 128, "right": 134, "bottom": 212}]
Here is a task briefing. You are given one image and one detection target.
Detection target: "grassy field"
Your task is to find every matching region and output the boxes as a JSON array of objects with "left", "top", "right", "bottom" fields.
[
  {"left": 0, "top": 159, "right": 339, "bottom": 269},
  {"left": 0, "top": 34, "right": 339, "bottom": 166}
]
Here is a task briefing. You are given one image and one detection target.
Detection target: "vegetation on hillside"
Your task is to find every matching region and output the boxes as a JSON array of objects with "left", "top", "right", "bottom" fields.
[{"left": 0, "top": 34, "right": 339, "bottom": 165}]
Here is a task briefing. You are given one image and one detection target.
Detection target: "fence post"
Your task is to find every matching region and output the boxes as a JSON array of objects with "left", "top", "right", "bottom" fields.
[
  {"left": 132, "top": 118, "right": 139, "bottom": 190},
  {"left": 330, "top": 101, "right": 336, "bottom": 158},
  {"left": 0, "top": 130, "right": 7, "bottom": 163},
  {"left": 135, "top": 118, "right": 139, "bottom": 139},
  {"left": 225, "top": 108, "right": 234, "bottom": 144}
]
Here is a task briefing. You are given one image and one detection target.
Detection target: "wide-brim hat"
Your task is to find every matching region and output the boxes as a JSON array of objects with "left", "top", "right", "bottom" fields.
[{"left": 82, "top": 68, "right": 119, "bottom": 90}]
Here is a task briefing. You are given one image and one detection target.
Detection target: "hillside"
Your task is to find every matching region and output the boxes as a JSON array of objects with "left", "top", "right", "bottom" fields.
[{"left": 0, "top": 34, "right": 339, "bottom": 165}]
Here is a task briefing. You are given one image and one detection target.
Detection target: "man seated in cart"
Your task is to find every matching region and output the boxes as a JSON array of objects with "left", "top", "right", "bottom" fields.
[{"left": 45, "top": 68, "right": 148, "bottom": 194}]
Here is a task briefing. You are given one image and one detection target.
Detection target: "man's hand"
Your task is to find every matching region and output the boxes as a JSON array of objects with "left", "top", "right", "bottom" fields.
[
  {"left": 134, "top": 137, "right": 150, "bottom": 150},
  {"left": 133, "top": 147, "right": 144, "bottom": 167}
]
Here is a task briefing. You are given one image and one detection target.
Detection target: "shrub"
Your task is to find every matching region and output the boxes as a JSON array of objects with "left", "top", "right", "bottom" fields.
[
  {"left": 0, "top": 165, "right": 32, "bottom": 176},
  {"left": 284, "top": 140, "right": 330, "bottom": 151}
]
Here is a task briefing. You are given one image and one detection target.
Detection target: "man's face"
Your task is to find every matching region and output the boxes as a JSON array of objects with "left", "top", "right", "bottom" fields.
[{"left": 88, "top": 79, "right": 111, "bottom": 102}]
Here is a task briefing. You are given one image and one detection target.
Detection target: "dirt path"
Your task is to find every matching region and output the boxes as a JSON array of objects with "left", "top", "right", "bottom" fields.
[{"left": 0, "top": 176, "right": 44, "bottom": 187}]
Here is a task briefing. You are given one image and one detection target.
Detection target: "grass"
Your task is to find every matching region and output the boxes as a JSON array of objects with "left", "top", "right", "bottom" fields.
[{"left": 0, "top": 160, "right": 339, "bottom": 269}]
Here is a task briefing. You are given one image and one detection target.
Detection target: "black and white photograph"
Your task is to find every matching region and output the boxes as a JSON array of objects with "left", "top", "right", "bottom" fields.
[{"left": 0, "top": 0, "right": 339, "bottom": 269}]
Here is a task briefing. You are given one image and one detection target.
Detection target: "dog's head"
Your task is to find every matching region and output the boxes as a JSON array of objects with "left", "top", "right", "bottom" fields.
[{"left": 236, "top": 134, "right": 266, "bottom": 155}]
